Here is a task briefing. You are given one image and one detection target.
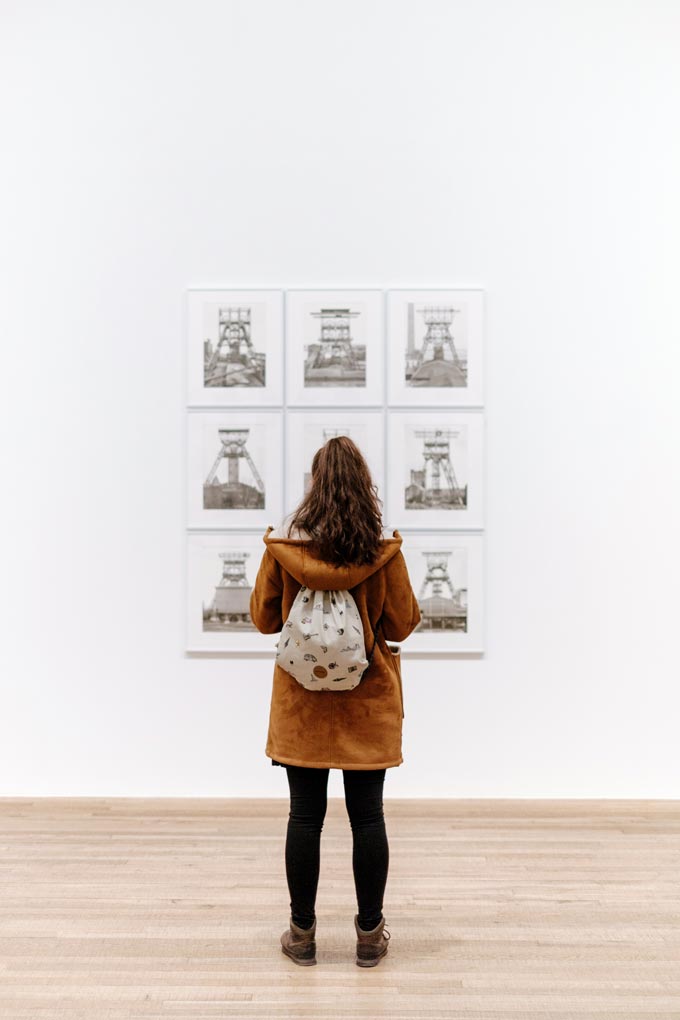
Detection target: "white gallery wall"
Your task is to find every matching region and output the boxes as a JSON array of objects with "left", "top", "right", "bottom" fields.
[{"left": 1, "top": 0, "right": 679, "bottom": 797}]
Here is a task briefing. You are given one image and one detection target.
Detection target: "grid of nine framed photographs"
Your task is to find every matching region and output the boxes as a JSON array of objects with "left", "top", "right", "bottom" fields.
[{"left": 185, "top": 289, "right": 485, "bottom": 655}]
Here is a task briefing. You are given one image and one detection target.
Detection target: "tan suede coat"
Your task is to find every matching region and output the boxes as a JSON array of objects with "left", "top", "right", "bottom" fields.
[{"left": 250, "top": 525, "right": 421, "bottom": 770}]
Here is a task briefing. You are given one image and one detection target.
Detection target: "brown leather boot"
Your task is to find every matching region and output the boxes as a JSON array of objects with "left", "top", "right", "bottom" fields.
[
  {"left": 354, "top": 913, "right": 391, "bottom": 967},
  {"left": 280, "top": 915, "right": 317, "bottom": 966}
]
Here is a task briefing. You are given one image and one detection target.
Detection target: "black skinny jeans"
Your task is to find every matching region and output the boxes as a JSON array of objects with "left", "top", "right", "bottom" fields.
[{"left": 284, "top": 764, "right": 389, "bottom": 931}]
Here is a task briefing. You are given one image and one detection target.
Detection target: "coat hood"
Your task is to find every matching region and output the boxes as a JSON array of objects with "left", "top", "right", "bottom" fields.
[{"left": 263, "top": 524, "right": 403, "bottom": 589}]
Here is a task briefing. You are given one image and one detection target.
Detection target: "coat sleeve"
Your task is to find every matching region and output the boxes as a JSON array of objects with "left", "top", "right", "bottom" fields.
[
  {"left": 380, "top": 550, "right": 422, "bottom": 642},
  {"left": 249, "top": 548, "right": 284, "bottom": 634}
]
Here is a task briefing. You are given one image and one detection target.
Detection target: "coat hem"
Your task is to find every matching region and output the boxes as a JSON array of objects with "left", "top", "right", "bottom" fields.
[{"left": 267, "top": 752, "right": 403, "bottom": 770}]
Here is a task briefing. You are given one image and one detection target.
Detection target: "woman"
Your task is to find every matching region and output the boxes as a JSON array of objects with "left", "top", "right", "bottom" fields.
[{"left": 249, "top": 435, "right": 421, "bottom": 968}]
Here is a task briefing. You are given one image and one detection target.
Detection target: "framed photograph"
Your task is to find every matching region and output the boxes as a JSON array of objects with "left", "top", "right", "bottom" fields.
[
  {"left": 186, "top": 531, "right": 280, "bottom": 652},
  {"left": 386, "top": 411, "right": 484, "bottom": 529},
  {"left": 285, "top": 289, "right": 384, "bottom": 406},
  {"left": 183, "top": 284, "right": 486, "bottom": 657},
  {"left": 387, "top": 289, "right": 484, "bottom": 406},
  {"left": 285, "top": 409, "right": 385, "bottom": 516},
  {"left": 186, "top": 289, "right": 283, "bottom": 406},
  {"left": 399, "top": 531, "right": 484, "bottom": 654},
  {"left": 186, "top": 410, "right": 283, "bottom": 529}
]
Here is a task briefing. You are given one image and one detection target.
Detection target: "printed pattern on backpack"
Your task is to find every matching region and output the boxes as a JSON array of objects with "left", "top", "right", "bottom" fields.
[{"left": 275, "top": 585, "right": 370, "bottom": 691}]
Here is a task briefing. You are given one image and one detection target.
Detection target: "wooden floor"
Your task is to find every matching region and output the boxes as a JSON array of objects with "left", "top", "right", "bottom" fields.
[{"left": 0, "top": 799, "right": 679, "bottom": 1019}]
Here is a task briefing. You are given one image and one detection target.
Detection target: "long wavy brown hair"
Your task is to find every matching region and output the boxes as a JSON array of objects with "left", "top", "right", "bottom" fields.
[{"left": 286, "top": 435, "right": 384, "bottom": 566}]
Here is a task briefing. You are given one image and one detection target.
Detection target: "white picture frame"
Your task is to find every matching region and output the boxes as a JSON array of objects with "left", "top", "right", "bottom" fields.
[
  {"left": 186, "top": 531, "right": 281, "bottom": 652},
  {"left": 186, "top": 409, "right": 283, "bottom": 529},
  {"left": 186, "top": 289, "right": 283, "bottom": 406},
  {"left": 386, "top": 410, "right": 484, "bottom": 529},
  {"left": 399, "top": 531, "right": 484, "bottom": 654},
  {"left": 285, "top": 289, "right": 384, "bottom": 406},
  {"left": 285, "top": 409, "right": 386, "bottom": 518},
  {"left": 387, "top": 289, "right": 484, "bottom": 407}
]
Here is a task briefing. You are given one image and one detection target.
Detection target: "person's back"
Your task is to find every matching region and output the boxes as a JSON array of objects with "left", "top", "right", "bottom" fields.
[{"left": 249, "top": 435, "right": 421, "bottom": 967}]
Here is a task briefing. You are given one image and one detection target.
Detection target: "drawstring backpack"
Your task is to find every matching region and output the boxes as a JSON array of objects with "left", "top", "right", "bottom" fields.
[{"left": 275, "top": 584, "right": 381, "bottom": 691}]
